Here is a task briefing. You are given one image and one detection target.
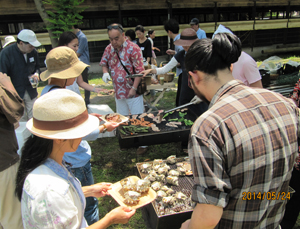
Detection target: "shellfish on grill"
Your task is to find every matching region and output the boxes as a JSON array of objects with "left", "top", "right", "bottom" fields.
[
  {"left": 166, "top": 175, "right": 179, "bottom": 186},
  {"left": 157, "top": 166, "right": 169, "bottom": 176},
  {"left": 140, "top": 163, "right": 152, "bottom": 174},
  {"left": 155, "top": 174, "right": 165, "bottom": 182},
  {"left": 166, "top": 188, "right": 175, "bottom": 196},
  {"left": 144, "top": 174, "right": 156, "bottom": 182},
  {"left": 177, "top": 166, "right": 186, "bottom": 176},
  {"left": 149, "top": 170, "right": 157, "bottom": 177},
  {"left": 174, "top": 192, "right": 188, "bottom": 202},
  {"left": 156, "top": 190, "right": 167, "bottom": 201},
  {"left": 135, "top": 179, "right": 150, "bottom": 193},
  {"left": 123, "top": 191, "right": 141, "bottom": 205},
  {"left": 162, "top": 196, "right": 176, "bottom": 206},
  {"left": 120, "top": 177, "right": 136, "bottom": 191},
  {"left": 166, "top": 155, "right": 176, "bottom": 164},
  {"left": 151, "top": 181, "right": 162, "bottom": 191},
  {"left": 168, "top": 169, "right": 180, "bottom": 177},
  {"left": 153, "top": 159, "right": 164, "bottom": 166}
]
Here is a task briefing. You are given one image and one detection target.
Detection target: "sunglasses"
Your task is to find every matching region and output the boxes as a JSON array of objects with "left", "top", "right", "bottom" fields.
[{"left": 107, "top": 25, "right": 124, "bottom": 32}]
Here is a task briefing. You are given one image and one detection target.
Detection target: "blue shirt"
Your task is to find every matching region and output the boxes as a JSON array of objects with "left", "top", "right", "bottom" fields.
[
  {"left": 76, "top": 30, "right": 90, "bottom": 65},
  {"left": 174, "top": 34, "right": 184, "bottom": 76},
  {"left": 41, "top": 86, "right": 100, "bottom": 168},
  {"left": 196, "top": 28, "right": 207, "bottom": 39}
]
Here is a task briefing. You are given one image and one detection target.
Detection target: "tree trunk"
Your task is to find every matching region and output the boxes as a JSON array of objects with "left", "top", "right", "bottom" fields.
[{"left": 33, "top": 0, "right": 58, "bottom": 48}]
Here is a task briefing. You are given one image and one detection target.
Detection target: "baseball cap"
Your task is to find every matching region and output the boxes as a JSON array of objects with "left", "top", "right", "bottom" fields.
[
  {"left": 17, "top": 29, "right": 41, "bottom": 47},
  {"left": 189, "top": 18, "right": 199, "bottom": 25}
]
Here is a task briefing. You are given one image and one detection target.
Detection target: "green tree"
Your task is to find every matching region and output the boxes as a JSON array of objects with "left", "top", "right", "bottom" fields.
[{"left": 34, "top": 0, "right": 87, "bottom": 48}]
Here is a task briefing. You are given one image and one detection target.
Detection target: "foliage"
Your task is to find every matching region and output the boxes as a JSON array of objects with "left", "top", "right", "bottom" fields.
[
  {"left": 43, "top": 0, "right": 87, "bottom": 38},
  {"left": 276, "top": 72, "right": 300, "bottom": 86}
]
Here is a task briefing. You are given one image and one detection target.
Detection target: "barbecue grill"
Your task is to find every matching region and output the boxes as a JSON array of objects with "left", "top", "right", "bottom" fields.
[
  {"left": 136, "top": 159, "right": 195, "bottom": 229},
  {"left": 118, "top": 108, "right": 198, "bottom": 148}
]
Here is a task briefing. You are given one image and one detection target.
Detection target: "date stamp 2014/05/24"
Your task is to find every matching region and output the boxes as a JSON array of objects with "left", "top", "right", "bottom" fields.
[{"left": 242, "top": 192, "right": 291, "bottom": 201}]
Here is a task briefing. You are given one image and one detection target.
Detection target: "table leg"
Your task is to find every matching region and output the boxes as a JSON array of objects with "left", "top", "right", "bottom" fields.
[{"left": 147, "top": 88, "right": 166, "bottom": 113}]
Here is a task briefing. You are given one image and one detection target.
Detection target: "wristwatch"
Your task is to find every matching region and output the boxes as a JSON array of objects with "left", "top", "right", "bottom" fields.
[
  {"left": 102, "top": 124, "right": 107, "bottom": 133},
  {"left": 132, "top": 86, "right": 137, "bottom": 91}
]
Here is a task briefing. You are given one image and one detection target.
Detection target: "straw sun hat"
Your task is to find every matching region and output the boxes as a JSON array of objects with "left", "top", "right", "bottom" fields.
[
  {"left": 26, "top": 89, "right": 99, "bottom": 139},
  {"left": 174, "top": 28, "right": 198, "bottom": 47},
  {"left": 40, "top": 46, "right": 89, "bottom": 81}
]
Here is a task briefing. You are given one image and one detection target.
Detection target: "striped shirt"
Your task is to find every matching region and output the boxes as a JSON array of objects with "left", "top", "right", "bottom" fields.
[{"left": 189, "top": 80, "right": 300, "bottom": 228}]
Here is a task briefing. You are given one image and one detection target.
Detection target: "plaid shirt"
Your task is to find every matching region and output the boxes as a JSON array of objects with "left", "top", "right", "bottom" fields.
[{"left": 189, "top": 80, "right": 300, "bottom": 228}]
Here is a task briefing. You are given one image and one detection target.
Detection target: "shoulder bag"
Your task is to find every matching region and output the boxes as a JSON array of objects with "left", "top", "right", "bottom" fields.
[{"left": 115, "top": 51, "right": 147, "bottom": 95}]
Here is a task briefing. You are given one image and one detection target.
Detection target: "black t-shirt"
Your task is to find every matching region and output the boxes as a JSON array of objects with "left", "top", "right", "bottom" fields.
[
  {"left": 136, "top": 38, "right": 152, "bottom": 61},
  {"left": 174, "top": 50, "right": 208, "bottom": 116}
]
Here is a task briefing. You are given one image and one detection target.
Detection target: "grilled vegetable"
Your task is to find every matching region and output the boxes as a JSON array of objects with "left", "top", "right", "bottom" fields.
[{"left": 179, "top": 112, "right": 187, "bottom": 118}]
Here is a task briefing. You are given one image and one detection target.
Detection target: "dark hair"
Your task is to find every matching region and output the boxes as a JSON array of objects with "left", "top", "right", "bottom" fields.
[
  {"left": 73, "top": 25, "right": 79, "bottom": 29},
  {"left": 135, "top": 25, "right": 145, "bottom": 33},
  {"left": 17, "top": 38, "right": 29, "bottom": 44},
  {"left": 15, "top": 135, "right": 53, "bottom": 200},
  {"left": 148, "top": 29, "right": 154, "bottom": 35},
  {"left": 185, "top": 33, "right": 242, "bottom": 75},
  {"left": 125, "top": 29, "right": 136, "bottom": 41},
  {"left": 58, "top": 31, "right": 78, "bottom": 47},
  {"left": 164, "top": 19, "right": 179, "bottom": 34}
]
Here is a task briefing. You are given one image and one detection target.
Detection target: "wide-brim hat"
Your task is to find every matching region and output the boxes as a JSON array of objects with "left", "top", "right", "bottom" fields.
[
  {"left": 3, "top": 36, "right": 16, "bottom": 48},
  {"left": 27, "top": 89, "right": 99, "bottom": 139},
  {"left": 174, "top": 28, "right": 198, "bottom": 47},
  {"left": 17, "top": 29, "right": 41, "bottom": 47},
  {"left": 40, "top": 46, "right": 89, "bottom": 81}
]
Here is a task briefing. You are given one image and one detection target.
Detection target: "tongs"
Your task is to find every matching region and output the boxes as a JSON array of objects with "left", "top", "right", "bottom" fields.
[
  {"left": 159, "top": 101, "right": 196, "bottom": 122},
  {"left": 125, "top": 74, "right": 152, "bottom": 78}
]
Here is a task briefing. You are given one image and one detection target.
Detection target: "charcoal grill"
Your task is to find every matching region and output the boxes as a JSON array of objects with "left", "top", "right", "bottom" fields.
[
  {"left": 118, "top": 108, "right": 198, "bottom": 148},
  {"left": 136, "top": 159, "right": 195, "bottom": 229}
]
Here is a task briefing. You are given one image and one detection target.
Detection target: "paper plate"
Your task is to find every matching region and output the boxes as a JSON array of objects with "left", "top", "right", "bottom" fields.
[
  {"left": 108, "top": 176, "right": 157, "bottom": 209},
  {"left": 101, "top": 113, "right": 129, "bottom": 124}
]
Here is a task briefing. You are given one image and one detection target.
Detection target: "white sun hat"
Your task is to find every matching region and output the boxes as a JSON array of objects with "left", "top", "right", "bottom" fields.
[
  {"left": 26, "top": 89, "right": 99, "bottom": 139},
  {"left": 3, "top": 36, "right": 16, "bottom": 48}
]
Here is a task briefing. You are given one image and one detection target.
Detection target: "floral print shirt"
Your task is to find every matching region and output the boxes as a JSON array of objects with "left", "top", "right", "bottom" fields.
[
  {"left": 100, "top": 40, "right": 144, "bottom": 99},
  {"left": 21, "top": 158, "right": 88, "bottom": 228}
]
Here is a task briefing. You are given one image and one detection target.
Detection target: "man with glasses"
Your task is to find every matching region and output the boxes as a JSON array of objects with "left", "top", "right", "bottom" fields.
[
  {"left": 100, "top": 23, "right": 144, "bottom": 116},
  {"left": 0, "top": 29, "right": 41, "bottom": 121}
]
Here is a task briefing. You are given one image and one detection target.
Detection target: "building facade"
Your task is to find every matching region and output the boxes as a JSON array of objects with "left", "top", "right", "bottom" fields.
[{"left": 0, "top": 0, "right": 299, "bottom": 63}]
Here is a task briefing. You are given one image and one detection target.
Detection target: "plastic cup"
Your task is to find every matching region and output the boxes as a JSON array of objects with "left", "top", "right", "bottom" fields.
[
  {"left": 28, "top": 75, "right": 38, "bottom": 88},
  {"left": 159, "top": 77, "right": 164, "bottom": 85}
]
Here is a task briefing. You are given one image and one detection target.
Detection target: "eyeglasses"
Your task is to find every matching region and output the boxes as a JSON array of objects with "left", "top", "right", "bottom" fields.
[{"left": 107, "top": 24, "right": 124, "bottom": 32}]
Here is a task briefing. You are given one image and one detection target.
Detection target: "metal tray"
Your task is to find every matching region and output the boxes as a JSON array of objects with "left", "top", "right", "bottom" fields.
[{"left": 118, "top": 108, "right": 197, "bottom": 148}]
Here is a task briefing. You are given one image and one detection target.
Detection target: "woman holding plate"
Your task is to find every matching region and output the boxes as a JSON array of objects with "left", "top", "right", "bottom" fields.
[{"left": 15, "top": 89, "right": 135, "bottom": 228}]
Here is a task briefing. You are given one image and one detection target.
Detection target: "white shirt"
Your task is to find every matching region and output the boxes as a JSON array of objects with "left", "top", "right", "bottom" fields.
[{"left": 21, "top": 159, "right": 88, "bottom": 228}]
